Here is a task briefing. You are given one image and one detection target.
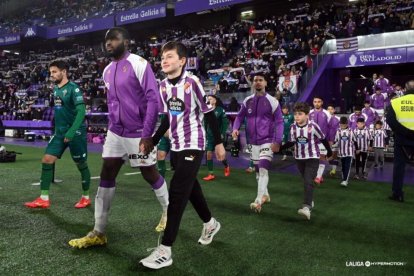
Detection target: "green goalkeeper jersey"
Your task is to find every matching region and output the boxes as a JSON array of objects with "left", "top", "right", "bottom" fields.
[{"left": 53, "top": 81, "right": 86, "bottom": 137}]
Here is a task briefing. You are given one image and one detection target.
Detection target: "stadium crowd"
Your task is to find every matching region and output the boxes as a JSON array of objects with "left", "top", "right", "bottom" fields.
[{"left": 0, "top": 0, "right": 413, "bottom": 126}]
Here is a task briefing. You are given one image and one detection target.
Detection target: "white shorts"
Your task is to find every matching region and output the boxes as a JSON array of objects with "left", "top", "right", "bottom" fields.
[
  {"left": 373, "top": 108, "right": 384, "bottom": 117},
  {"left": 102, "top": 130, "right": 157, "bottom": 167},
  {"left": 318, "top": 142, "right": 328, "bottom": 155},
  {"left": 250, "top": 143, "right": 273, "bottom": 164}
]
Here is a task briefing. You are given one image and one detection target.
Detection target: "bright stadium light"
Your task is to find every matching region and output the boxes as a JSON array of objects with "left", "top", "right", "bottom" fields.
[
  {"left": 241, "top": 10, "right": 253, "bottom": 16},
  {"left": 3, "top": 50, "right": 10, "bottom": 53}
]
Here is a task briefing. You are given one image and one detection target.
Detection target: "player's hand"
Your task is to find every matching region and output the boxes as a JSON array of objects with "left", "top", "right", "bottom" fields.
[
  {"left": 368, "top": 147, "right": 373, "bottom": 152},
  {"left": 271, "top": 143, "right": 280, "bottom": 153},
  {"left": 140, "top": 137, "right": 154, "bottom": 155},
  {"left": 232, "top": 130, "right": 239, "bottom": 140},
  {"left": 215, "top": 143, "right": 226, "bottom": 161}
]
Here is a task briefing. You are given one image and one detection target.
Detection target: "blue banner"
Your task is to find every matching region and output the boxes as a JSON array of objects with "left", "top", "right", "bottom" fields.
[
  {"left": 46, "top": 16, "right": 114, "bottom": 39},
  {"left": 0, "top": 34, "right": 20, "bottom": 46},
  {"left": 175, "top": 0, "right": 252, "bottom": 16},
  {"left": 116, "top": 3, "right": 167, "bottom": 26}
]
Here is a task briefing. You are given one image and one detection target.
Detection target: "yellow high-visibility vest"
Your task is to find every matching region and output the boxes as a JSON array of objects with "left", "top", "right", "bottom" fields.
[{"left": 391, "top": 94, "right": 414, "bottom": 130}]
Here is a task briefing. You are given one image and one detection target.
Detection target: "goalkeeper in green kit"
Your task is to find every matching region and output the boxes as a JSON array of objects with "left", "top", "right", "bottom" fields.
[{"left": 25, "top": 59, "right": 91, "bottom": 209}]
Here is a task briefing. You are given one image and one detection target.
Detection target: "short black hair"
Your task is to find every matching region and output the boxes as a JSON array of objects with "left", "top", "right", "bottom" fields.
[
  {"left": 375, "top": 120, "right": 383, "bottom": 126},
  {"left": 354, "top": 105, "right": 362, "bottom": 111},
  {"left": 161, "top": 41, "right": 188, "bottom": 59},
  {"left": 293, "top": 102, "right": 310, "bottom": 114},
  {"left": 313, "top": 95, "right": 323, "bottom": 101},
  {"left": 105, "top": 27, "right": 130, "bottom": 41},
  {"left": 364, "top": 100, "right": 370, "bottom": 104},
  {"left": 327, "top": 103, "right": 335, "bottom": 108},
  {"left": 357, "top": 117, "right": 365, "bottom": 123},
  {"left": 253, "top": 72, "right": 267, "bottom": 81},
  {"left": 49, "top": 59, "right": 69, "bottom": 71},
  {"left": 340, "top": 116, "right": 348, "bottom": 124}
]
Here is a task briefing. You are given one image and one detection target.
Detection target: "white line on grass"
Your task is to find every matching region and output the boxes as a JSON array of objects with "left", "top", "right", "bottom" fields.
[
  {"left": 31, "top": 182, "right": 40, "bottom": 186},
  {"left": 91, "top": 176, "right": 101, "bottom": 180},
  {"left": 124, "top": 172, "right": 141, "bottom": 176}
]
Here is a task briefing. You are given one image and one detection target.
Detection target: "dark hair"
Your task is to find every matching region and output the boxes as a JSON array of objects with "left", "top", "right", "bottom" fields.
[
  {"left": 105, "top": 27, "right": 130, "bottom": 41},
  {"left": 253, "top": 72, "right": 267, "bottom": 81},
  {"left": 293, "top": 102, "right": 310, "bottom": 114},
  {"left": 357, "top": 118, "right": 365, "bottom": 123},
  {"left": 49, "top": 59, "right": 69, "bottom": 71},
  {"left": 282, "top": 104, "right": 289, "bottom": 109},
  {"left": 364, "top": 100, "right": 370, "bottom": 104},
  {"left": 161, "top": 41, "right": 188, "bottom": 59},
  {"left": 354, "top": 105, "right": 362, "bottom": 111},
  {"left": 375, "top": 120, "right": 383, "bottom": 126},
  {"left": 313, "top": 95, "right": 323, "bottom": 101},
  {"left": 340, "top": 116, "right": 348, "bottom": 124},
  {"left": 327, "top": 103, "right": 335, "bottom": 108}
]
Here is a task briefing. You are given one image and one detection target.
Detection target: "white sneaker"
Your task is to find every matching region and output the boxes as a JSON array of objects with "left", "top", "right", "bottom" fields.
[
  {"left": 250, "top": 199, "right": 262, "bottom": 213},
  {"left": 282, "top": 155, "right": 287, "bottom": 161},
  {"left": 340, "top": 181, "right": 348, "bottom": 187},
  {"left": 140, "top": 244, "right": 172, "bottom": 270},
  {"left": 198, "top": 218, "right": 221, "bottom": 245},
  {"left": 311, "top": 201, "right": 315, "bottom": 208},
  {"left": 155, "top": 211, "right": 167, "bottom": 232},
  {"left": 298, "top": 207, "right": 311, "bottom": 220}
]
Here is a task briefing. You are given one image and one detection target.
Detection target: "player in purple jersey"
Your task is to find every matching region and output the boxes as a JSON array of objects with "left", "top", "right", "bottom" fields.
[
  {"left": 370, "top": 87, "right": 388, "bottom": 117},
  {"left": 348, "top": 105, "right": 368, "bottom": 130},
  {"left": 280, "top": 102, "right": 332, "bottom": 220},
  {"left": 232, "top": 72, "right": 283, "bottom": 213},
  {"left": 327, "top": 104, "right": 340, "bottom": 176},
  {"left": 140, "top": 42, "right": 226, "bottom": 270},
  {"left": 68, "top": 28, "right": 169, "bottom": 249},
  {"left": 353, "top": 118, "right": 373, "bottom": 179},
  {"left": 309, "top": 96, "right": 333, "bottom": 185},
  {"left": 362, "top": 100, "right": 379, "bottom": 129}
]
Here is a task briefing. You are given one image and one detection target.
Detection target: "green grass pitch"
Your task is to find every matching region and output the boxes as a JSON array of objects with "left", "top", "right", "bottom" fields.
[{"left": 0, "top": 144, "right": 413, "bottom": 275}]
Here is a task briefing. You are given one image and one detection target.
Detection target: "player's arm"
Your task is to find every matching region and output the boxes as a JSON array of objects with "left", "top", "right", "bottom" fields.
[
  {"left": 65, "top": 87, "right": 86, "bottom": 141},
  {"left": 315, "top": 124, "right": 332, "bottom": 157},
  {"left": 232, "top": 101, "right": 247, "bottom": 138},
  {"left": 271, "top": 104, "right": 283, "bottom": 152},
  {"left": 280, "top": 125, "right": 295, "bottom": 151},
  {"left": 152, "top": 115, "right": 170, "bottom": 146},
  {"left": 220, "top": 108, "right": 229, "bottom": 139}
]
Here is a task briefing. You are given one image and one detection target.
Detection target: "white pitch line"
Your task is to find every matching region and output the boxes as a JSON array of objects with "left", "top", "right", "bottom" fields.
[
  {"left": 124, "top": 172, "right": 141, "bottom": 176},
  {"left": 31, "top": 182, "right": 40, "bottom": 186},
  {"left": 91, "top": 176, "right": 101, "bottom": 180}
]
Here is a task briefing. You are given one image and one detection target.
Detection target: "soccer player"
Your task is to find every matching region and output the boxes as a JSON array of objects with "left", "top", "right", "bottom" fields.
[
  {"left": 139, "top": 42, "right": 226, "bottom": 269},
  {"left": 232, "top": 72, "right": 283, "bottom": 213},
  {"left": 203, "top": 95, "right": 230, "bottom": 181},
  {"left": 334, "top": 117, "right": 359, "bottom": 187},
  {"left": 327, "top": 103, "right": 340, "bottom": 176},
  {"left": 348, "top": 105, "right": 368, "bottom": 130},
  {"left": 309, "top": 96, "right": 333, "bottom": 184},
  {"left": 370, "top": 87, "right": 387, "bottom": 117},
  {"left": 371, "top": 120, "right": 389, "bottom": 168},
  {"left": 362, "top": 100, "right": 379, "bottom": 129},
  {"left": 280, "top": 102, "right": 332, "bottom": 220},
  {"left": 68, "top": 27, "right": 169, "bottom": 249},
  {"left": 157, "top": 114, "right": 171, "bottom": 178},
  {"left": 24, "top": 59, "right": 91, "bottom": 209},
  {"left": 353, "top": 118, "right": 372, "bottom": 179},
  {"left": 281, "top": 105, "right": 294, "bottom": 161}
]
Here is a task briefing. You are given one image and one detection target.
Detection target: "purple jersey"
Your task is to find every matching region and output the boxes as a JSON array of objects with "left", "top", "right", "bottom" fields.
[
  {"left": 362, "top": 107, "right": 378, "bottom": 128},
  {"left": 348, "top": 113, "right": 368, "bottom": 130},
  {"left": 370, "top": 93, "right": 387, "bottom": 110},
  {"left": 289, "top": 121, "right": 325, "bottom": 160},
  {"left": 233, "top": 93, "right": 283, "bottom": 145},
  {"left": 328, "top": 115, "right": 340, "bottom": 142},
  {"left": 309, "top": 108, "right": 332, "bottom": 142},
  {"left": 335, "top": 128, "right": 356, "bottom": 157},
  {"left": 159, "top": 71, "right": 213, "bottom": 152},
  {"left": 353, "top": 127, "right": 372, "bottom": 152},
  {"left": 103, "top": 52, "right": 159, "bottom": 138},
  {"left": 375, "top": 78, "right": 390, "bottom": 92},
  {"left": 371, "top": 129, "right": 387, "bottom": 148}
]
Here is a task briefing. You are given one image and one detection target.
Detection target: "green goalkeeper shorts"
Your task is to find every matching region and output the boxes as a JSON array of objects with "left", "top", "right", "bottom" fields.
[
  {"left": 45, "top": 130, "right": 87, "bottom": 162},
  {"left": 157, "top": 137, "right": 171, "bottom": 153}
]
